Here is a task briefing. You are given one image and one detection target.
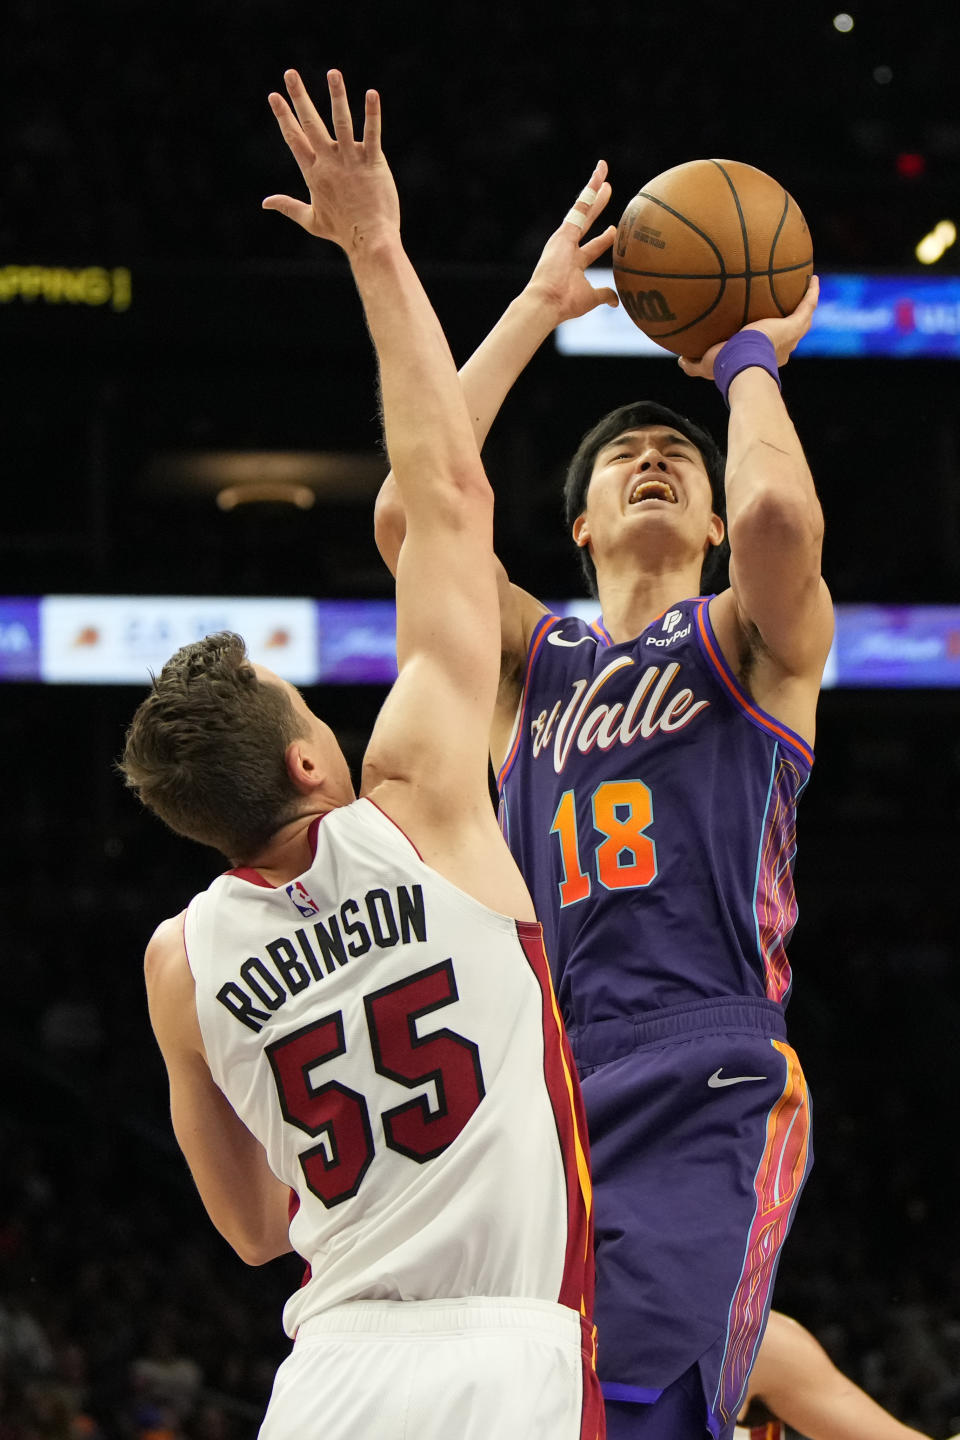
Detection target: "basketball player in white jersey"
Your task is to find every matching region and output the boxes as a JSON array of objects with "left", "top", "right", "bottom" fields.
[
  {"left": 734, "top": 1311, "right": 931, "bottom": 1440},
  {"left": 120, "top": 68, "right": 602, "bottom": 1440}
]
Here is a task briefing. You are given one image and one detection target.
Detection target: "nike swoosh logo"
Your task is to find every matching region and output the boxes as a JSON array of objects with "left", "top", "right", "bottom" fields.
[
  {"left": 546, "top": 632, "right": 599, "bottom": 648},
  {"left": 707, "top": 1069, "right": 768, "bottom": 1089}
]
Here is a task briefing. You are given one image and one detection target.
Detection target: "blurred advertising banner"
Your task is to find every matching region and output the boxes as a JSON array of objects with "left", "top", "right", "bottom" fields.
[
  {"left": 556, "top": 272, "right": 960, "bottom": 358},
  {"left": 830, "top": 605, "right": 960, "bottom": 687},
  {"left": 0, "top": 599, "right": 42, "bottom": 680},
  {"left": 3, "top": 597, "right": 960, "bottom": 688},
  {"left": 37, "top": 596, "right": 319, "bottom": 685}
]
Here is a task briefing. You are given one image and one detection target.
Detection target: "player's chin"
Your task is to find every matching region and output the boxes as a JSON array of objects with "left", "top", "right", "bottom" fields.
[{"left": 625, "top": 501, "right": 681, "bottom": 520}]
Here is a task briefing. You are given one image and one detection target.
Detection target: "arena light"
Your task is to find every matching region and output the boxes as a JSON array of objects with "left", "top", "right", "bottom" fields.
[
  {"left": 142, "top": 450, "right": 388, "bottom": 506},
  {"left": 896, "top": 152, "right": 927, "bottom": 179},
  {"left": 915, "top": 220, "right": 957, "bottom": 265},
  {"left": 832, "top": 12, "right": 854, "bottom": 32},
  {"left": 216, "top": 483, "right": 315, "bottom": 511}
]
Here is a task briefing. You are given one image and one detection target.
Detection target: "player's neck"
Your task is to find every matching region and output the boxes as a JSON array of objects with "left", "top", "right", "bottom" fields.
[
  {"left": 596, "top": 559, "right": 703, "bottom": 643},
  {"left": 241, "top": 804, "right": 341, "bottom": 886}
]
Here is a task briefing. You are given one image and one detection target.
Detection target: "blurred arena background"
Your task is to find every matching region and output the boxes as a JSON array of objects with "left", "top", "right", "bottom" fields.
[{"left": 2, "top": 1, "right": 959, "bottom": 1435}]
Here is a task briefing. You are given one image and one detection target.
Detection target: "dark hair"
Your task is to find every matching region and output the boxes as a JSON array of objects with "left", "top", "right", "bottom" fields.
[
  {"left": 562, "top": 400, "right": 730, "bottom": 598},
  {"left": 118, "top": 632, "right": 306, "bottom": 862}
]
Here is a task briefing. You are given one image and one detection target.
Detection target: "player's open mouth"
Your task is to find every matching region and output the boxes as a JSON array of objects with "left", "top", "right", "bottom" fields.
[{"left": 628, "top": 479, "right": 677, "bottom": 504}]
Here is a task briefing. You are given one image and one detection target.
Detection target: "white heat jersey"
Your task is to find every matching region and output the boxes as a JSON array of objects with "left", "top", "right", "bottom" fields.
[{"left": 184, "top": 798, "right": 594, "bottom": 1340}]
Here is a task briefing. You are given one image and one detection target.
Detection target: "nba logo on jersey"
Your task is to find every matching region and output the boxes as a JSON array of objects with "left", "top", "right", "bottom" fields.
[
  {"left": 662, "top": 609, "right": 684, "bottom": 634},
  {"left": 285, "top": 881, "right": 320, "bottom": 918}
]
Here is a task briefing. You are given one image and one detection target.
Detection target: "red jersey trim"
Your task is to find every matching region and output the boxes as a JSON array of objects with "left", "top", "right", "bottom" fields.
[
  {"left": 225, "top": 864, "right": 273, "bottom": 888},
  {"left": 364, "top": 797, "right": 425, "bottom": 862},
  {"left": 694, "top": 600, "right": 815, "bottom": 768},
  {"left": 225, "top": 814, "right": 328, "bottom": 889},
  {"left": 515, "top": 921, "right": 595, "bottom": 1320},
  {"left": 496, "top": 611, "right": 560, "bottom": 791}
]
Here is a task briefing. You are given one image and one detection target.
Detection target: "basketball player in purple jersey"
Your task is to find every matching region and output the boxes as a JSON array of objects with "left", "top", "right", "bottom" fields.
[
  {"left": 375, "top": 177, "right": 832, "bottom": 1439},
  {"left": 122, "top": 71, "right": 603, "bottom": 1440}
]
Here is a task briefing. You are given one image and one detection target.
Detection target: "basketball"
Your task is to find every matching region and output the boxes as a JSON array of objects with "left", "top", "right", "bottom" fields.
[{"left": 612, "top": 159, "right": 813, "bottom": 358}]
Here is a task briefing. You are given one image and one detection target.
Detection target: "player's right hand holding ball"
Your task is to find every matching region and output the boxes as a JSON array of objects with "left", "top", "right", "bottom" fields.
[{"left": 679, "top": 274, "right": 820, "bottom": 381}]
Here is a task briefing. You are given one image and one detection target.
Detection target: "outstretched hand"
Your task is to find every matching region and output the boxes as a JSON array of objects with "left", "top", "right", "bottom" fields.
[
  {"left": 524, "top": 160, "right": 619, "bottom": 323},
  {"left": 678, "top": 274, "right": 821, "bottom": 380},
  {"left": 262, "top": 69, "right": 400, "bottom": 253}
]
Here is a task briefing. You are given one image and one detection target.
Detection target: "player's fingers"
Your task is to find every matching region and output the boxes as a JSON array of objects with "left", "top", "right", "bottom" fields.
[
  {"left": 284, "top": 69, "right": 334, "bottom": 148},
  {"left": 268, "top": 92, "right": 318, "bottom": 172},
  {"left": 580, "top": 162, "right": 610, "bottom": 215},
  {"left": 593, "top": 178, "right": 612, "bottom": 215},
  {"left": 793, "top": 273, "right": 819, "bottom": 325},
  {"left": 588, "top": 158, "right": 609, "bottom": 195},
  {"left": 326, "top": 68, "right": 356, "bottom": 147},
  {"left": 563, "top": 160, "right": 608, "bottom": 233},
  {"left": 362, "top": 89, "right": 382, "bottom": 156},
  {"left": 579, "top": 225, "right": 617, "bottom": 267},
  {"left": 584, "top": 285, "right": 619, "bottom": 312},
  {"left": 261, "top": 194, "right": 316, "bottom": 232}
]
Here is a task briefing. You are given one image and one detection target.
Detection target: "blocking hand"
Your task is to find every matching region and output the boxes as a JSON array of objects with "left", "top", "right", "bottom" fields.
[
  {"left": 262, "top": 69, "right": 400, "bottom": 253},
  {"left": 524, "top": 160, "right": 619, "bottom": 323}
]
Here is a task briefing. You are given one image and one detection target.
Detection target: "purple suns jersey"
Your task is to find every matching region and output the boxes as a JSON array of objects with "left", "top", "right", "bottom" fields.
[{"left": 497, "top": 597, "right": 814, "bottom": 1028}]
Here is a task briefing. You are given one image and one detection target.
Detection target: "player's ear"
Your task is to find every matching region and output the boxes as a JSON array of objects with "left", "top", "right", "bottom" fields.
[
  {"left": 572, "top": 514, "right": 591, "bottom": 549},
  {"left": 708, "top": 513, "right": 725, "bottom": 549},
  {"left": 285, "top": 740, "right": 326, "bottom": 795}
]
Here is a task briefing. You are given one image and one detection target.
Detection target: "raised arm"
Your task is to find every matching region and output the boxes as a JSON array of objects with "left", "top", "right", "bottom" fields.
[
  {"left": 263, "top": 70, "right": 529, "bottom": 879},
  {"left": 746, "top": 1311, "right": 931, "bottom": 1440},
  {"left": 681, "top": 280, "right": 834, "bottom": 744}
]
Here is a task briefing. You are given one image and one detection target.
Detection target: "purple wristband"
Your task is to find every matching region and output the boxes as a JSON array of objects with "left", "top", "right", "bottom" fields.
[{"left": 713, "top": 331, "right": 781, "bottom": 408}]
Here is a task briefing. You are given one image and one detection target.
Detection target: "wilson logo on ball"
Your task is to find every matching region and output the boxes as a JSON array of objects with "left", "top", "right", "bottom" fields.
[
  {"left": 634, "top": 225, "right": 666, "bottom": 250},
  {"left": 621, "top": 289, "right": 678, "bottom": 325}
]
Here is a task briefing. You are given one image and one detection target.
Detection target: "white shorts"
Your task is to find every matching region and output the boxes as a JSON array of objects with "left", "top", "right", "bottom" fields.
[{"left": 258, "top": 1296, "right": 595, "bottom": 1440}]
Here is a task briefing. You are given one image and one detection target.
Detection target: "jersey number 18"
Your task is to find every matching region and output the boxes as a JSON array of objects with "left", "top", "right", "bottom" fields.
[{"left": 550, "top": 779, "right": 658, "bottom": 906}]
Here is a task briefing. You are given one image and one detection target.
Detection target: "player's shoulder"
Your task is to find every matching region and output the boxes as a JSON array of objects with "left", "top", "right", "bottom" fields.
[
  {"left": 144, "top": 910, "right": 189, "bottom": 987},
  {"left": 144, "top": 910, "right": 206, "bottom": 1058}
]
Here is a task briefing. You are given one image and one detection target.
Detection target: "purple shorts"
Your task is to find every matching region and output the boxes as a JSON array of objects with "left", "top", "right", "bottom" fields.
[{"left": 570, "top": 996, "right": 812, "bottom": 1439}]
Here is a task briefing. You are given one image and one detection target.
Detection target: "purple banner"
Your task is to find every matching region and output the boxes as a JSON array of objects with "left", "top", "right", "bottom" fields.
[
  {"left": 314, "top": 600, "right": 398, "bottom": 684},
  {"left": 832, "top": 604, "right": 960, "bottom": 687},
  {"left": 0, "top": 598, "right": 41, "bottom": 679},
  {"left": 4, "top": 597, "right": 960, "bottom": 688}
]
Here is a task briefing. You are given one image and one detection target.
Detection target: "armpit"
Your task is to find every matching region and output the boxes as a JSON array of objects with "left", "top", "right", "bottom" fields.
[
  {"left": 497, "top": 648, "right": 525, "bottom": 711},
  {"left": 734, "top": 613, "right": 770, "bottom": 689}
]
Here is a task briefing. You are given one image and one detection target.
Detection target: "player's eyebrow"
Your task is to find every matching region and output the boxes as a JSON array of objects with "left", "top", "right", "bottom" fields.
[{"left": 598, "top": 431, "right": 698, "bottom": 457}]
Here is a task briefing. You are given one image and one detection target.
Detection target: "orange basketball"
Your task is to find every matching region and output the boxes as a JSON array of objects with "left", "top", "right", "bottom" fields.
[{"left": 612, "top": 159, "right": 813, "bottom": 358}]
